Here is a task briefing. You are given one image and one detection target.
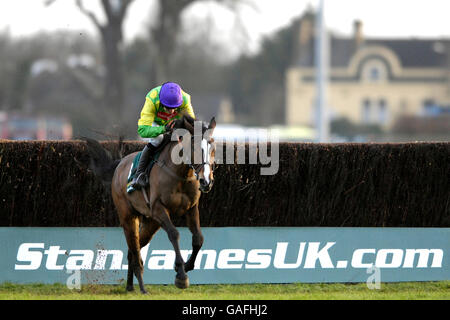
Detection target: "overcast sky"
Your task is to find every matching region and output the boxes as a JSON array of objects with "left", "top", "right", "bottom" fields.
[{"left": 0, "top": 0, "right": 449, "bottom": 47}]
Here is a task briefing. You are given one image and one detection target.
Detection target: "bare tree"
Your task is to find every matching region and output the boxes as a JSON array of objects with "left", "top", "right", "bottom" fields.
[
  {"left": 149, "top": 0, "right": 255, "bottom": 83},
  {"left": 46, "top": 0, "right": 135, "bottom": 123}
]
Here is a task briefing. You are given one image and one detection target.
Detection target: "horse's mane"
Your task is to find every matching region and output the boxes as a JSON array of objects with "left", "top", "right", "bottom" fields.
[
  {"left": 183, "top": 115, "right": 195, "bottom": 126},
  {"left": 159, "top": 115, "right": 212, "bottom": 154},
  {"left": 172, "top": 115, "right": 196, "bottom": 134}
]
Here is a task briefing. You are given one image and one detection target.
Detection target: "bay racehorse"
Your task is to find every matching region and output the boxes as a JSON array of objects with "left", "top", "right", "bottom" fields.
[{"left": 110, "top": 116, "right": 216, "bottom": 293}]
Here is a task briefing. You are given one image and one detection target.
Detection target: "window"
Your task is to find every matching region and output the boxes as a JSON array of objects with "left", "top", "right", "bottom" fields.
[
  {"left": 361, "top": 99, "right": 371, "bottom": 124},
  {"left": 370, "top": 67, "right": 380, "bottom": 81},
  {"left": 362, "top": 59, "right": 387, "bottom": 83},
  {"left": 378, "top": 99, "right": 388, "bottom": 125},
  {"left": 361, "top": 98, "right": 389, "bottom": 125}
]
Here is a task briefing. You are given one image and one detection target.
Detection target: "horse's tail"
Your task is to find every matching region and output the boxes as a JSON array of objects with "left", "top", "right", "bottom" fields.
[{"left": 83, "top": 137, "right": 122, "bottom": 186}]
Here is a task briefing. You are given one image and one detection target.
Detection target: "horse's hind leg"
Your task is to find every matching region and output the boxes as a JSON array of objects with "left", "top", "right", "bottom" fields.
[
  {"left": 126, "top": 250, "right": 134, "bottom": 291},
  {"left": 121, "top": 214, "right": 147, "bottom": 294},
  {"left": 139, "top": 216, "right": 160, "bottom": 251},
  {"left": 153, "top": 200, "right": 189, "bottom": 289},
  {"left": 184, "top": 204, "right": 204, "bottom": 273}
]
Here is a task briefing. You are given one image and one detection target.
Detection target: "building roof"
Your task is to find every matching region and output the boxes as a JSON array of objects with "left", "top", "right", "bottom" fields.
[
  {"left": 367, "top": 39, "right": 449, "bottom": 67},
  {"left": 293, "top": 16, "right": 450, "bottom": 69}
]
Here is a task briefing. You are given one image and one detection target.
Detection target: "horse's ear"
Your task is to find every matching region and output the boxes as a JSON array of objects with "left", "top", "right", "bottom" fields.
[
  {"left": 175, "top": 132, "right": 182, "bottom": 143},
  {"left": 208, "top": 117, "right": 216, "bottom": 130}
]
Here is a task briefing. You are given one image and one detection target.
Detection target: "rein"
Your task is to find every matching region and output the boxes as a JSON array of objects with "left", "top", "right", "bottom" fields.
[
  {"left": 155, "top": 133, "right": 214, "bottom": 182},
  {"left": 156, "top": 159, "right": 198, "bottom": 182}
]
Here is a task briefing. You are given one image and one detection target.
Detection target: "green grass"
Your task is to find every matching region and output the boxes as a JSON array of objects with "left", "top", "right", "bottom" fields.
[{"left": 0, "top": 281, "right": 449, "bottom": 300}]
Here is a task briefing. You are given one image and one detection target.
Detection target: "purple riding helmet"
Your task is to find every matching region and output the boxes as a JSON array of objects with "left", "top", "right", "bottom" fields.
[{"left": 159, "top": 82, "right": 183, "bottom": 109}]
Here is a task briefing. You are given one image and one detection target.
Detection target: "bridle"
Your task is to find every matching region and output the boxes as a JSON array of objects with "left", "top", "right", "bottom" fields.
[
  {"left": 156, "top": 135, "right": 215, "bottom": 182},
  {"left": 188, "top": 135, "right": 215, "bottom": 181}
]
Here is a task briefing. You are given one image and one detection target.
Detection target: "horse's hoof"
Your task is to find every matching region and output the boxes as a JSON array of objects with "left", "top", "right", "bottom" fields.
[
  {"left": 175, "top": 276, "right": 189, "bottom": 289},
  {"left": 126, "top": 285, "right": 134, "bottom": 292},
  {"left": 139, "top": 284, "right": 148, "bottom": 294}
]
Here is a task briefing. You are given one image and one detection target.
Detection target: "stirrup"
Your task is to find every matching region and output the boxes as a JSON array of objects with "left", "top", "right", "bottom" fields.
[{"left": 132, "top": 173, "right": 148, "bottom": 189}]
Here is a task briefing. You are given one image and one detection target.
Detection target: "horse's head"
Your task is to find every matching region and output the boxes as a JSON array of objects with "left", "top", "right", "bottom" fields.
[
  {"left": 171, "top": 116, "right": 216, "bottom": 193},
  {"left": 196, "top": 117, "right": 216, "bottom": 193}
]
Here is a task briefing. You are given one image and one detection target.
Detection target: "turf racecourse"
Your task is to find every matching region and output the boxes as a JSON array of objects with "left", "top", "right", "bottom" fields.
[{"left": 0, "top": 282, "right": 448, "bottom": 300}]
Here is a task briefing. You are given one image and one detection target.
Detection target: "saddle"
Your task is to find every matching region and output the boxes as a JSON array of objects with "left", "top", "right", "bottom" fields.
[
  {"left": 126, "top": 152, "right": 157, "bottom": 193},
  {"left": 126, "top": 133, "right": 171, "bottom": 194}
]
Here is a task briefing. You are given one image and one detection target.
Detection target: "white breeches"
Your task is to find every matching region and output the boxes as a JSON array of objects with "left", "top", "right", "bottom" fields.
[{"left": 145, "top": 122, "right": 164, "bottom": 147}]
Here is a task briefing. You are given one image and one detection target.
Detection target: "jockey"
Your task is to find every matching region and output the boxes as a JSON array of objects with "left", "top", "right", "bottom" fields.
[{"left": 130, "top": 82, "right": 196, "bottom": 189}]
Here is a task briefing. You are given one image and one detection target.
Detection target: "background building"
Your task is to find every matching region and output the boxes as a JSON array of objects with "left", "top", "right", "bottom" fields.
[{"left": 286, "top": 11, "right": 450, "bottom": 139}]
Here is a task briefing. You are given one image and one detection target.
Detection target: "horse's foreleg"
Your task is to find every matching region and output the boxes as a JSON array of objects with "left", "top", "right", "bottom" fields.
[
  {"left": 153, "top": 200, "right": 189, "bottom": 289},
  {"left": 185, "top": 204, "right": 204, "bottom": 273}
]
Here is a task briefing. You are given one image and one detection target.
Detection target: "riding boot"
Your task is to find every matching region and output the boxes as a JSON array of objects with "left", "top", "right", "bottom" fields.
[{"left": 131, "top": 143, "right": 157, "bottom": 189}]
